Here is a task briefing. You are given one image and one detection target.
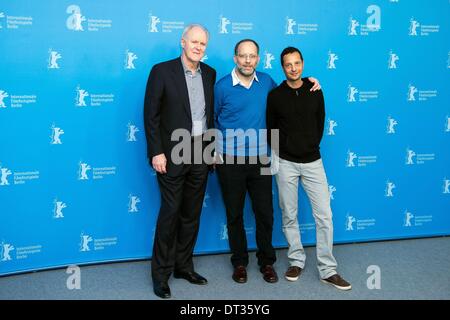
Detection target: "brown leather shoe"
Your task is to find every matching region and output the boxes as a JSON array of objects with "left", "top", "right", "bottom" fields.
[
  {"left": 285, "top": 266, "right": 302, "bottom": 281},
  {"left": 321, "top": 274, "right": 352, "bottom": 291},
  {"left": 232, "top": 265, "right": 247, "bottom": 283},
  {"left": 260, "top": 265, "right": 278, "bottom": 283}
]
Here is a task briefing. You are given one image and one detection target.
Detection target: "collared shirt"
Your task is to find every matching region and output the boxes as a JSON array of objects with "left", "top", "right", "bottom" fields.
[
  {"left": 181, "top": 58, "right": 206, "bottom": 136},
  {"left": 231, "top": 68, "right": 259, "bottom": 89}
]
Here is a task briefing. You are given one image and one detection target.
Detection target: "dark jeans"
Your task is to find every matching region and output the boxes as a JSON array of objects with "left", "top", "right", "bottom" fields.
[{"left": 217, "top": 155, "right": 276, "bottom": 268}]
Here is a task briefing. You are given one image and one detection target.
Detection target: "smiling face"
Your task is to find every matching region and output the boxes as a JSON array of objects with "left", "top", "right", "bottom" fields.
[
  {"left": 234, "top": 41, "right": 260, "bottom": 78},
  {"left": 282, "top": 51, "right": 304, "bottom": 83},
  {"left": 181, "top": 26, "right": 208, "bottom": 65}
]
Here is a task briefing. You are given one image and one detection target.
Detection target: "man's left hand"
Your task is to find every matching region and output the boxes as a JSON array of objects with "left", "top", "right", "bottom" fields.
[{"left": 308, "top": 77, "right": 321, "bottom": 91}]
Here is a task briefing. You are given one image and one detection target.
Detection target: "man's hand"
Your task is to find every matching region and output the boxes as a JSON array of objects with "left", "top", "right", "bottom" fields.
[
  {"left": 213, "top": 152, "right": 224, "bottom": 169},
  {"left": 308, "top": 77, "right": 321, "bottom": 91},
  {"left": 152, "top": 153, "right": 167, "bottom": 174}
]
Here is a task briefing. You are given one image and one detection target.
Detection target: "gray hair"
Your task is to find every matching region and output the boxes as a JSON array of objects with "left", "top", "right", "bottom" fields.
[{"left": 182, "top": 23, "right": 210, "bottom": 41}]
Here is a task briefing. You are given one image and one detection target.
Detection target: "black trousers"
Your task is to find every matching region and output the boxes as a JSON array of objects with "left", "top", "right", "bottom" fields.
[
  {"left": 217, "top": 156, "right": 276, "bottom": 268},
  {"left": 151, "top": 142, "right": 209, "bottom": 283}
]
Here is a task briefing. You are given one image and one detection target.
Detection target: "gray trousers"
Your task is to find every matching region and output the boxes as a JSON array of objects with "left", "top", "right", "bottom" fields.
[{"left": 275, "top": 157, "right": 337, "bottom": 279}]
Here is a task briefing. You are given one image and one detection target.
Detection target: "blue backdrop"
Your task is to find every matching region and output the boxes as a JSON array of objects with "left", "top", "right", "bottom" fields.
[{"left": 1, "top": 0, "right": 449, "bottom": 276}]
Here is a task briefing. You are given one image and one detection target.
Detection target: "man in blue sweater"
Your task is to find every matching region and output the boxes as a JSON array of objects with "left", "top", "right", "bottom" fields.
[{"left": 214, "top": 39, "right": 320, "bottom": 284}]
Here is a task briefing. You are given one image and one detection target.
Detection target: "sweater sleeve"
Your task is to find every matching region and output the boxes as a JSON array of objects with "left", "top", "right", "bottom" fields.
[
  {"left": 214, "top": 83, "right": 222, "bottom": 129},
  {"left": 266, "top": 91, "right": 277, "bottom": 148},
  {"left": 317, "top": 90, "right": 325, "bottom": 144}
]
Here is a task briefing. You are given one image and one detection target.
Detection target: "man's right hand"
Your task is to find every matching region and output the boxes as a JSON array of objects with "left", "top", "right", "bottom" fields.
[{"left": 152, "top": 154, "right": 167, "bottom": 174}]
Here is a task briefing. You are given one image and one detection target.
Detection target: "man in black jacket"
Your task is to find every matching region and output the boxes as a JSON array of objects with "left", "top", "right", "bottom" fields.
[
  {"left": 143, "top": 24, "right": 216, "bottom": 299},
  {"left": 267, "top": 47, "right": 351, "bottom": 291}
]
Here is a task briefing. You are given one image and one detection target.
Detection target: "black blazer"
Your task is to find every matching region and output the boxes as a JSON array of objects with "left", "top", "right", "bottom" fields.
[{"left": 144, "top": 57, "right": 216, "bottom": 175}]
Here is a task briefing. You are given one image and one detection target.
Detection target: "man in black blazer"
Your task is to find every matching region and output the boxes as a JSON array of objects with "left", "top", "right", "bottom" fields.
[{"left": 143, "top": 24, "right": 216, "bottom": 299}]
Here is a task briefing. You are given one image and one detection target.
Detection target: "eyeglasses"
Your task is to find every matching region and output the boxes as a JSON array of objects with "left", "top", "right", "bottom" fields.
[{"left": 237, "top": 54, "right": 258, "bottom": 60}]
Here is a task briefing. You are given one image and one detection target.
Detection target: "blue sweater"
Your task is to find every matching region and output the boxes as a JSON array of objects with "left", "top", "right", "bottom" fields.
[{"left": 214, "top": 71, "right": 277, "bottom": 156}]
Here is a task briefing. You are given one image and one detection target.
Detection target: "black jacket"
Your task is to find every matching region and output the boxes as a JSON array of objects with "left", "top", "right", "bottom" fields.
[{"left": 144, "top": 58, "right": 216, "bottom": 175}]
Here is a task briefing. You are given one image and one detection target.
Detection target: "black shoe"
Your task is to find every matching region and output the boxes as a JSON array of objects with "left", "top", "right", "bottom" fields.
[
  {"left": 153, "top": 281, "right": 171, "bottom": 299},
  {"left": 173, "top": 271, "right": 208, "bottom": 285}
]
